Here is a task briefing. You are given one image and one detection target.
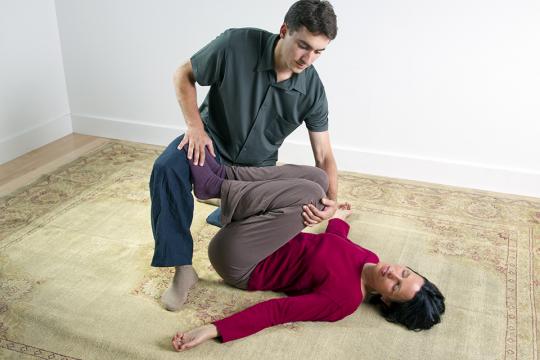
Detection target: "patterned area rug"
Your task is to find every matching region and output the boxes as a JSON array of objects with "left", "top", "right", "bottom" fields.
[{"left": 0, "top": 140, "right": 539, "bottom": 359}]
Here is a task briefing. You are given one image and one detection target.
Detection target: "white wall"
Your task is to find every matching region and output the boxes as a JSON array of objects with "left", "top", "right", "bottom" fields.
[
  {"left": 54, "top": 0, "right": 540, "bottom": 198},
  {"left": 0, "top": 0, "right": 72, "bottom": 165}
]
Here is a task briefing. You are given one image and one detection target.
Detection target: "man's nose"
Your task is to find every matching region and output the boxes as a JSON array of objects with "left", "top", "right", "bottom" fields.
[{"left": 302, "top": 51, "right": 316, "bottom": 65}]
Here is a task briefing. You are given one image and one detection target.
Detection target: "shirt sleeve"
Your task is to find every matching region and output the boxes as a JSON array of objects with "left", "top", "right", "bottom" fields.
[
  {"left": 190, "top": 29, "right": 231, "bottom": 86},
  {"left": 325, "top": 218, "right": 350, "bottom": 238},
  {"left": 304, "top": 86, "right": 329, "bottom": 132},
  {"left": 213, "top": 293, "right": 342, "bottom": 343}
]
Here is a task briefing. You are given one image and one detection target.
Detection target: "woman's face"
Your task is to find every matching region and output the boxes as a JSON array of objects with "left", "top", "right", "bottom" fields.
[{"left": 370, "top": 263, "right": 425, "bottom": 304}]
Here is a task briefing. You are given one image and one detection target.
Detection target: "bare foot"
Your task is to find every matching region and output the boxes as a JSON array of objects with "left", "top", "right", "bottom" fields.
[
  {"left": 172, "top": 324, "right": 219, "bottom": 351},
  {"left": 161, "top": 265, "right": 198, "bottom": 311}
]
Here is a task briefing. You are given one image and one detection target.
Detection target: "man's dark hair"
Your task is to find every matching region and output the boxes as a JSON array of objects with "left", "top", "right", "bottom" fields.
[
  {"left": 284, "top": 0, "right": 338, "bottom": 40},
  {"left": 368, "top": 273, "right": 446, "bottom": 331}
]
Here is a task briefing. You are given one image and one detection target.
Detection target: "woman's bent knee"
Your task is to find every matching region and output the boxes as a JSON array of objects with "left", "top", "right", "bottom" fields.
[
  {"left": 310, "top": 167, "right": 329, "bottom": 193},
  {"left": 292, "top": 179, "right": 326, "bottom": 208},
  {"left": 291, "top": 165, "right": 329, "bottom": 193}
]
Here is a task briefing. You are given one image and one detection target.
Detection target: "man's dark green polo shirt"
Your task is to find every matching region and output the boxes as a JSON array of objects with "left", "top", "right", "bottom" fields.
[{"left": 190, "top": 28, "right": 329, "bottom": 166}]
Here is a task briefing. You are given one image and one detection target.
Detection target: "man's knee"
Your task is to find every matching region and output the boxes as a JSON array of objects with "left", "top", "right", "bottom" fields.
[
  {"left": 151, "top": 146, "right": 191, "bottom": 193},
  {"left": 154, "top": 139, "right": 189, "bottom": 170},
  {"left": 153, "top": 135, "right": 187, "bottom": 169}
]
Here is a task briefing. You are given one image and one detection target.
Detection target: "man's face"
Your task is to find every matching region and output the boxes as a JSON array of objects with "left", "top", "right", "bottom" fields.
[{"left": 279, "top": 24, "right": 330, "bottom": 74}]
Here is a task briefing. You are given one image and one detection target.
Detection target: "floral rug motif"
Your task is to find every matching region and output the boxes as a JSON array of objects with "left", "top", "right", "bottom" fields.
[{"left": 0, "top": 140, "right": 539, "bottom": 359}]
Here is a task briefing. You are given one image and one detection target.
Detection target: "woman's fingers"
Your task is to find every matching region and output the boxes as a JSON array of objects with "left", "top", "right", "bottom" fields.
[
  {"left": 302, "top": 205, "right": 322, "bottom": 227},
  {"left": 336, "top": 202, "right": 352, "bottom": 211},
  {"left": 302, "top": 212, "right": 319, "bottom": 224},
  {"left": 172, "top": 337, "right": 180, "bottom": 351},
  {"left": 173, "top": 334, "right": 189, "bottom": 352},
  {"left": 177, "top": 338, "right": 199, "bottom": 351},
  {"left": 302, "top": 214, "right": 318, "bottom": 225},
  {"left": 303, "top": 205, "right": 322, "bottom": 222},
  {"left": 308, "top": 204, "right": 326, "bottom": 219}
]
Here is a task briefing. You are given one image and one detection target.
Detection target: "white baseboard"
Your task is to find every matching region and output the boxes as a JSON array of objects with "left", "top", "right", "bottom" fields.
[
  {"left": 71, "top": 113, "right": 540, "bottom": 199},
  {"left": 72, "top": 114, "right": 183, "bottom": 146},
  {"left": 0, "top": 114, "right": 73, "bottom": 165},
  {"left": 279, "top": 141, "right": 540, "bottom": 199}
]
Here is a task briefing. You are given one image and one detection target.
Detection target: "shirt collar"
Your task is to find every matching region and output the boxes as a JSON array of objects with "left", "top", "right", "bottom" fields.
[{"left": 256, "top": 33, "right": 307, "bottom": 95}]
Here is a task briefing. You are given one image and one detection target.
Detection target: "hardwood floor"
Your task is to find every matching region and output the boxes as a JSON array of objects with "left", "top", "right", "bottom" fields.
[{"left": 0, "top": 133, "right": 109, "bottom": 197}]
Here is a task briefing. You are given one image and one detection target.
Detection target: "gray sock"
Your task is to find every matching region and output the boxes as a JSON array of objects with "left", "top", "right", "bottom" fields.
[{"left": 161, "top": 265, "right": 199, "bottom": 312}]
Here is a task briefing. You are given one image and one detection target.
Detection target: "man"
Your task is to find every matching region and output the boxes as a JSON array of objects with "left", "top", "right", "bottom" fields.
[{"left": 150, "top": 0, "right": 339, "bottom": 311}]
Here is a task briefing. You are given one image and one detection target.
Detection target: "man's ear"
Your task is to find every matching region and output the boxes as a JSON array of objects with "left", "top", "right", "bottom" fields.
[{"left": 279, "top": 23, "right": 287, "bottom": 39}]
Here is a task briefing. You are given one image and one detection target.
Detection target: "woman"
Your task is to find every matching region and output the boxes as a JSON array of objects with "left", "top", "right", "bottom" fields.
[{"left": 171, "top": 148, "right": 445, "bottom": 351}]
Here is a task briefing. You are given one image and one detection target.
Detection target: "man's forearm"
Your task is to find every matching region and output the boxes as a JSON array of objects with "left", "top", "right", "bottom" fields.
[
  {"left": 315, "top": 154, "right": 338, "bottom": 201},
  {"left": 173, "top": 62, "right": 204, "bottom": 129}
]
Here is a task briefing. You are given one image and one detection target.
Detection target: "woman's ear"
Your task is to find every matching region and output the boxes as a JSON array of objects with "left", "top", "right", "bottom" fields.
[{"left": 380, "top": 296, "right": 391, "bottom": 307}]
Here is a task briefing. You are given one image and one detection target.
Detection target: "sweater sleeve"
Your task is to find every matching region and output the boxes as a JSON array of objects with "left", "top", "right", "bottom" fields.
[
  {"left": 213, "top": 293, "right": 342, "bottom": 343},
  {"left": 325, "top": 218, "right": 350, "bottom": 238}
]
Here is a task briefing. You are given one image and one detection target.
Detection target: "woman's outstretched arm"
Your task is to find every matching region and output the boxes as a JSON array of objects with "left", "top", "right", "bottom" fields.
[
  {"left": 324, "top": 202, "right": 352, "bottom": 237},
  {"left": 172, "top": 293, "right": 343, "bottom": 351},
  {"left": 172, "top": 324, "right": 219, "bottom": 351}
]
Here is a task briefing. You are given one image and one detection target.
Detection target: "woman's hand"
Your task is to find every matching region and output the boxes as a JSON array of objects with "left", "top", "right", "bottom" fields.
[
  {"left": 172, "top": 324, "right": 219, "bottom": 351},
  {"left": 303, "top": 198, "right": 338, "bottom": 226},
  {"left": 330, "top": 202, "right": 352, "bottom": 221}
]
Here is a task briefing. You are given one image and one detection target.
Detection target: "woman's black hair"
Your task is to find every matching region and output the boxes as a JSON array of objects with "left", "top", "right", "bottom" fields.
[{"left": 368, "top": 272, "right": 445, "bottom": 331}]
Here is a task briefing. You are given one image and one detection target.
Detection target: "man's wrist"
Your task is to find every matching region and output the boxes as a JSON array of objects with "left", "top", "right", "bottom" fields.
[{"left": 186, "top": 121, "right": 204, "bottom": 131}]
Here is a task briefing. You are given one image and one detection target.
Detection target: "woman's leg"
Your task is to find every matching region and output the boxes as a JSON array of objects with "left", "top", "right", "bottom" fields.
[
  {"left": 187, "top": 146, "right": 328, "bottom": 192},
  {"left": 183, "top": 149, "right": 329, "bottom": 288},
  {"left": 183, "top": 146, "right": 329, "bottom": 205},
  {"left": 208, "top": 177, "right": 326, "bottom": 289},
  {"left": 225, "top": 164, "right": 329, "bottom": 193},
  {"left": 218, "top": 165, "right": 328, "bottom": 225}
]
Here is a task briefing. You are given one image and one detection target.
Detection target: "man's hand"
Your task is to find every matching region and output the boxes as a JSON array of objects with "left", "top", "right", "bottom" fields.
[
  {"left": 178, "top": 125, "right": 215, "bottom": 166},
  {"left": 302, "top": 197, "right": 337, "bottom": 226}
]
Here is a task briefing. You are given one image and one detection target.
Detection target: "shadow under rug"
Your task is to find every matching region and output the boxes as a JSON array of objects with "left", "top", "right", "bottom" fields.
[{"left": 0, "top": 140, "right": 539, "bottom": 359}]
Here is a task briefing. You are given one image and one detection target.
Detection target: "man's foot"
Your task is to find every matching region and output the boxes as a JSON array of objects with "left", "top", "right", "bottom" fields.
[{"left": 161, "top": 265, "right": 199, "bottom": 312}]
